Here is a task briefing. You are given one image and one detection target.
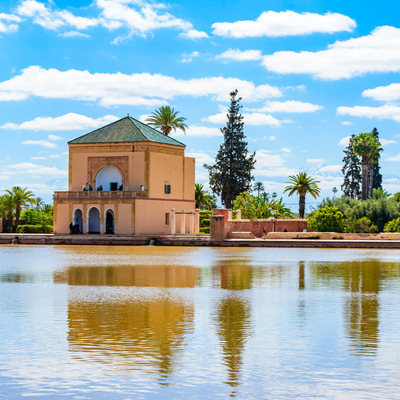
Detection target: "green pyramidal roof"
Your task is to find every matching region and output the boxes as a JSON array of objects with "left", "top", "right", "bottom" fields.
[{"left": 68, "top": 116, "right": 186, "bottom": 147}]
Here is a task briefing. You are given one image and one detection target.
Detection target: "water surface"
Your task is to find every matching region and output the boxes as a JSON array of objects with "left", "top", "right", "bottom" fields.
[{"left": 1, "top": 245, "right": 400, "bottom": 399}]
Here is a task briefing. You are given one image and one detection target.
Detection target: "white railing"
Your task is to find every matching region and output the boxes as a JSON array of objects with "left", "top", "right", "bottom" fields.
[{"left": 54, "top": 190, "right": 148, "bottom": 198}]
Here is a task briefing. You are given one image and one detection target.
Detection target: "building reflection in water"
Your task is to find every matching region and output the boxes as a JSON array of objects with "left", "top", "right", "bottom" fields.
[
  {"left": 212, "top": 260, "right": 252, "bottom": 395},
  {"left": 55, "top": 265, "right": 197, "bottom": 384}
]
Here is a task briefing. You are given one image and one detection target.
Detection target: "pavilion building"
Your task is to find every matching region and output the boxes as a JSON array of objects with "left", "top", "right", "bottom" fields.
[{"left": 53, "top": 116, "right": 196, "bottom": 235}]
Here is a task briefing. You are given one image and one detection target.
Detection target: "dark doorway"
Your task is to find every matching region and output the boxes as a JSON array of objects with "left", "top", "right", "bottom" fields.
[
  {"left": 106, "top": 210, "right": 114, "bottom": 234},
  {"left": 110, "top": 182, "right": 118, "bottom": 191}
]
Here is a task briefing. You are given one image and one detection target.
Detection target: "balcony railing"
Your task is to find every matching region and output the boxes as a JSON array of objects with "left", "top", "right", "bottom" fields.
[{"left": 54, "top": 190, "right": 148, "bottom": 199}]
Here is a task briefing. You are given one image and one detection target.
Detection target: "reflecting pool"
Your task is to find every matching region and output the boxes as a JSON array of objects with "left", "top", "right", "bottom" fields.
[{"left": 1, "top": 245, "right": 400, "bottom": 399}]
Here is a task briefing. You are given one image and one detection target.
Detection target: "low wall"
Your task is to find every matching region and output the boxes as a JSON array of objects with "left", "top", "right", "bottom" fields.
[
  {"left": 267, "top": 232, "right": 400, "bottom": 240},
  {"left": 228, "top": 219, "right": 312, "bottom": 237}
]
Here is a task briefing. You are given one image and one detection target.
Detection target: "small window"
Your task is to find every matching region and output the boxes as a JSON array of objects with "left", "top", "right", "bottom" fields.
[
  {"left": 110, "top": 182, "right": 118, "bottom": 191},
  {"left": 165, "top": 213, "right": 170, "bottom": 225},
  {"left": 165, "top": 184, "right": 171, "bottom": 194}
]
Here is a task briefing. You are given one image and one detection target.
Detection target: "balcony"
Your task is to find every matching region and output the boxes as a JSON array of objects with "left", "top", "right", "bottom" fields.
[{"left": 54, "top": 190, "right": 148, "bottom": 199}]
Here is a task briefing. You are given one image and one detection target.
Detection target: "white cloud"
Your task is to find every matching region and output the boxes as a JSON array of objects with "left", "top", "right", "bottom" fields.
[
  {"left": 212, "top": 11, "right": 355, "bottom": 38},
  {"left": 218, "top": 49, "right": 263, "bottom": 61},
  {"left": 246, "top": 100, "right": 323, "bottom": 113},
  {"left": 0, "top": 66, "right": 282, "bottom": 106},
  {"left": 31, "top": 156, "right": 47, "bottom": 160},
  {"left": 380, "top": 138, "right": 396, "bottom": 145},
  {"left": 269, "top": 135, "right": 276, "bottom": 141},
  {"left": 22, "top": 140, "right": 57, "bottom": 148},
  {"left": 338, "top": 136, "right": 351, "bottom": 146},
  {"left": 179, "top": 29, "right": 209, "bottom": 39},
  {"left": 49, "top": 154, "right": 61, "bottom": 158},
  {"left": 341, "top": 121, "right": 353, "bottom": 125},
  {"left": 255, "top": 167, "right": 299, "bottom": 177},
  {"left": 58, "top": 31, "right": 90, "bottom": 38},
  {"left": 202, "top": 112, "right": 288, "bottom": 126},
  {"left": 337, "top": 104, "right": 400, "bottom": 122},
  {"left": 281, "top": 148, "right": 291, "bottom": 153},
  {"left": 186, "top": 152, "right": 214, "bottom": 166},
  {"left": 181, "top": 51, "right": 200, "bottom": 63},
  {"left": 319, "top": 165, "right": 342, "bottom": 173},
  {"left": 7, "top": 162, "right": 67, "bottom": 175},
  {"left": 255, "top": 150, "right": 285, "bottom": 167},
  {"left": 386, "top": 154, "right": 400, "bottom": 162},
  {"left": 363, "top": 83, "right": 400, "bottom": 102},
  {"left": 0, "top": 13, "right": 21, "bottom": 33},
  {"left": 172, "top": 126, "right": 222, "bottom": 137},
  {"left": 262, "top": 26, "right": 400, "bottom": 80},
  {"left": 48, "top": 134, "right": 63, "bottom": 141},
  {"left": 1, "top": 113, "right": 119, "bottom": 131},
  {"left": 307, "top": 158, "right": 325, "bottom": 163}
]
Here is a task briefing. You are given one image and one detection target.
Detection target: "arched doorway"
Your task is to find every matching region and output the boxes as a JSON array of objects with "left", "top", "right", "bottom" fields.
[
  {"left": 73, "top": 209, "right": 83, "bottom": 234},
  {"left": 88, "top": 207, "right": 100, "bottom": 234},
  {"left": 96, "top": 166, "right": 122, "bottom": 191},
  {"left": 105, "top": 209, "right": 115, "bottom": 234}
]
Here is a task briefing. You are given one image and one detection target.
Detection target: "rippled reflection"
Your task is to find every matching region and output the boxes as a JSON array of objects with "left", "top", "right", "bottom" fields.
[{"left": 2, "top": 246, "right": 400, "bottom": 399}]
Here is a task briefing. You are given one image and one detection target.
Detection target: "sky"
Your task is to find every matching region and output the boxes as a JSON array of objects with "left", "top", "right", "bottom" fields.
[{"left": 1, "top": 0, "right": 400, "bottom": 208}]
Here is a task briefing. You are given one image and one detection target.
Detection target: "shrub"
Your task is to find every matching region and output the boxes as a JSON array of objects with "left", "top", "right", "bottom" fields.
[
  {"left": 384, "top": 218, "right": 400, "bottom": 233},
  {"left": 307, "top": 206, "right": 345, "bottom": 233},
  {"left": 201, "top": 218, "right": 210, "bottom": 227},
  {"left": 199, "top": 210, "right": 212, "bottom": 226},
  {"left": 346, "top": 217, "right": 378, "bottom": 233},
  {"left": 21, "top": 209, "right": 53, "bottom": 226},
  {"left": 199, "top": 227, "right": 210, "bottom": 234},
  {"left": 16, "top": 225, "right": 53, "bottom": 233}
]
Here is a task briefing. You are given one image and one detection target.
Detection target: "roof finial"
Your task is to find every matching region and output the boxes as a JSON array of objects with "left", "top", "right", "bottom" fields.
[{"left": 127, "top": 113, "right": 129, "bottom": 116}]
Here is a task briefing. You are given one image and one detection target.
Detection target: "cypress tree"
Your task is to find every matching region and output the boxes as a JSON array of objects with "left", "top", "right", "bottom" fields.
[
  {"left": 371, "top": 127, "right": 383, "bottom": 190},
  {"left": 341, "top": 135, "right": 361, "bottom": 198},
  {"left": 204, "top": 90, "right": 256, "bottom": 208}
]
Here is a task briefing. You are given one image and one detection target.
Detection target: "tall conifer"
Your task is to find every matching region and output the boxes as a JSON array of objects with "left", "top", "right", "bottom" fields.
[
  {"left": 341, "top": 135, "right": 361, "bottom": 198},
  {"left": 371, "top": 127, "right": 383, "bottom": 190},
  {"left": 204, "top": 90, "right": 256, "bottom": 208}
]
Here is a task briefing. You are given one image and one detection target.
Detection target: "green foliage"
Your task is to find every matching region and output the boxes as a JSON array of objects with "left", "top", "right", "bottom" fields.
[
  {"left": 204, "top": 90, "right": 256, "bottom": 208},
  {"left": 21, "top": 209, "right": 53, "bottom": 226},
  {"left": 307, "top": 206, "right": 345, "bottom": 233},
  {"left": 145, "top": 106, "right": 188, "bottom": 135},
  {"left": 393, "top": 192, "right": 400, "bottom": 202},
  {"left": 346, "top": 198, "right": 400, "bottom": 232},
  {"left": 371, "top": 128, "right": 383, "bottom": 191},
  {"left": 199, "top": 227, "right": 210, "bottom": 234},
  {"left": 253, "top": 182, "right": 265, "bottom": 196},
  {"left": 341, "top": 134, "right": 361, "bottom": 199},
  {"left": 16, "top": 225, "right": 53, "bottom": 233},
  {"left": 199, "top": 210, "right": 212, "bottom": 227},
  {"left": 346, "top": 217, "right": 378, "bottom": 233},
  {"left": 195, "top": 183, "right": 216, "bottom": 210},
  {"left": 233, "top": 192, "right": 294, "bottom": 219},
  {"left": 201, "top": 218, "right": 210, "bottom": 227},
  {"left": 384, "top": 218, "right": 400, "bottom": 233}
]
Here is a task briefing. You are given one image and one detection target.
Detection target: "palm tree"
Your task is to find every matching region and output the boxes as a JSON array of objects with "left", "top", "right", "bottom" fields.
[
  {"left": 0, "top": 196, "right": 9, "bottom": 232},
  {"left": 145, "top": 106, "right": 188, "bottom": 136},
  {"left": 368, "top": 141, "right": 383, "bottom": 198},
  {"left": 0, "top": 194, "right": 15, "bottom": 231},
  {"left": 195, "top": 183, "right": 216, "bottom": 210},
  {"left": 253, "top": 182, "right": 265, "bottom": 196},
  {"left": 42, "top": 204, "right": 54, "bottom": 215},
  {"left": 270, "top": 198, "right": 295, "bottom": 219},
  {"left": 261, "top": 192, "right": 269, "bottom": 202},
  {"left": 353, "top": 132, "right": 380, "bottom": 200},
  {"left": 283, "top": 173, "right": 321, "bottom": 218},
  {"left": 6, "top": 187, "right": 34, "bottom": 231}
]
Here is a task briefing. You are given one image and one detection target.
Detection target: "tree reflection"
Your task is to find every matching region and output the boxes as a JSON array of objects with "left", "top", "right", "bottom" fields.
[{"left": 214, "top": 294, "right": 251, "bottom": 395}]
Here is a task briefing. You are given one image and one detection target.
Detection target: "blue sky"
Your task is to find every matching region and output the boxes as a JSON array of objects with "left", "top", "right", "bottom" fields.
[{"left": 1, "top": 0, "right": 400, "bottom": 207}]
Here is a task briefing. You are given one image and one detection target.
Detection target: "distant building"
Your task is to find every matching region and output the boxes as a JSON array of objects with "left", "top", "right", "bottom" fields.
[{"left": 53, "top": 116, "right": 195, "bottom": 235}]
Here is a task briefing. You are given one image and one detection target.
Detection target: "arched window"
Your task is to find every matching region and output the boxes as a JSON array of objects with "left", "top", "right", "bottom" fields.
[{"left": 96, "top": 166, "right": 122, "bottom": 191}]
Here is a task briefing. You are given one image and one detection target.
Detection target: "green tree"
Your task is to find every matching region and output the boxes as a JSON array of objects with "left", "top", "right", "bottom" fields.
[
  {"left": 270, "top": 198, "right": 294, "bottom": 219},
  {"left": 307, "top": 206, "right": 345, "bottom": 233},
  {"left": 346, "top": 217, "right": 378, "bottom": 233},
  {"left": 341, "top": 135, "right": 361, "bottom": 199},
  {"left": 261, "top": 192, "right": 269, "bottom": 202},
  {"left": 332, "top": 187, "right": 338, "bottom": 198},
  {"left": 204, "top": 90, "right": 256, "bottom": 208},
  {"left": 0, "top": 195, "right": 9, "bottom": 232},
  {"left": 353, "top": 132, "right": 382, "bottom": 200},
  {"left": 195, "top": 183, "right": 216, "bottom": 210},
  {"left": 145, "top": 106, "right": 188, "bottom": 136},
  {"left": 6, "top": 186, "right": 35, "bottom": 231},
  {"left": 371, "top": 128, "right": 383, "bottom": 191},
  {"left": 283, "top": 173, "right": 321, "bottom": 218},
  {"left": 0, "top": 194, "right": 15, "bottom": 231},
  {"left": 253, "top": 182, "right": 265, "bottom": 196},
  {"left": 367, "top": 139, "right": 383, "bottom": 198}
]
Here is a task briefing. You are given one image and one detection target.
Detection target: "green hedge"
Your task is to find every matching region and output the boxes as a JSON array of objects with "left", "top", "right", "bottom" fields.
[
  {"left": 16, "top": 225, "right": 53, "bottom": 234},
  {"left": 199, "top": 227, "right": 210, "bottom": 234},
  {"left": 384, "top": 218, "right": 400, "bottom": 232}
]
